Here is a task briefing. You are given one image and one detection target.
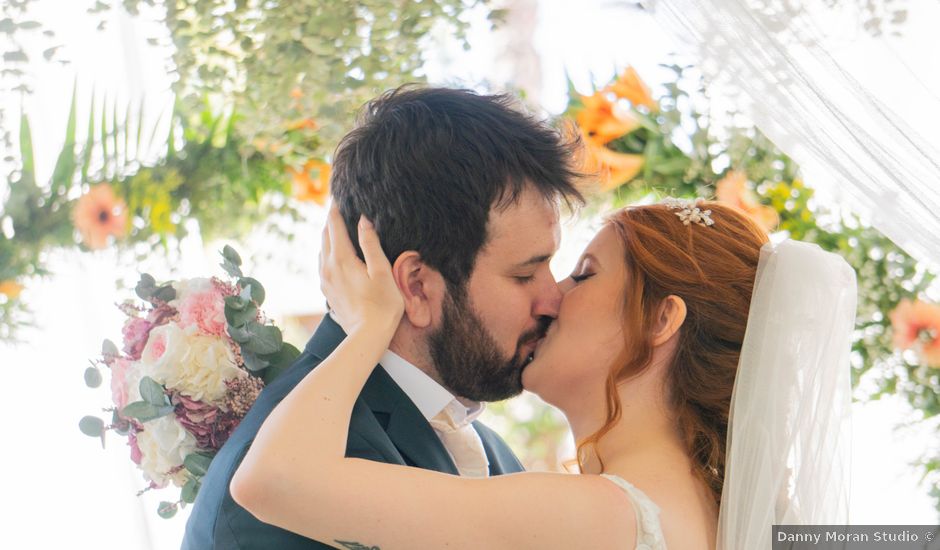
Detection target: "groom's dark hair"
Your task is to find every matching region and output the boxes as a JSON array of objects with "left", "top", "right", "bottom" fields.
[{"left": 330, "top": 84, "right": 584, "bottom": 288}]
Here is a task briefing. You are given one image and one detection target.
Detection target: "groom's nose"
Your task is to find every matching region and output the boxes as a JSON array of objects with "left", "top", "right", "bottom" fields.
[{"left": 532, "top": 276, "right": 563, "bottom": 319}]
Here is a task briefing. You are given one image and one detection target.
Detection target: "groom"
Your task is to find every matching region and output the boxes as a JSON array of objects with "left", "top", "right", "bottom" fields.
[{"left": 181, "top": 85, "right": 583, "bottom": 549}]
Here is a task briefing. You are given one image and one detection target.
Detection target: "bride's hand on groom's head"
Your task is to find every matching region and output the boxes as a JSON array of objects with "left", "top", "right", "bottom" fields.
[{"left": 319, "top": 203, "right": 404, "bottom": 336}]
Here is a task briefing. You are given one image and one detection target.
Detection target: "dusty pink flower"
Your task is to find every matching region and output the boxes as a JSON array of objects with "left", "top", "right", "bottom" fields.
[
  {"left": 122, "top": 317, "right": 153, "bottom": 360},
  {"left": 146, "top": 302, "right": 178, "bottom": 327},
  {"left": 178, "top": 288, "right": 226, "bottom": 336},
  {"left": 172, "top": 392, "right": 240, "bottom": 451}
]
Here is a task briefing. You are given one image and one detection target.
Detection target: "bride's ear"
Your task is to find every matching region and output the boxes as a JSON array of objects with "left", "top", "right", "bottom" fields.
[
  {"left": 390, "top": 251, "right": 444, "bottom": 329},
  {"left": 651, "top": 295, "right": 687, "bottom": 347}
]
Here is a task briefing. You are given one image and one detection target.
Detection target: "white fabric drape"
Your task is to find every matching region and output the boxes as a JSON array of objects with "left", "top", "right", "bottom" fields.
[{"left": 646, "top": 0, "right": 940, "bottom": 267}]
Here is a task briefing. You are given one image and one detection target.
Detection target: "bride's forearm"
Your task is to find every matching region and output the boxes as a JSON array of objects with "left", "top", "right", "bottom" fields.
[{"left": 231, "top": 321, "right": 395, "bottom": 501}]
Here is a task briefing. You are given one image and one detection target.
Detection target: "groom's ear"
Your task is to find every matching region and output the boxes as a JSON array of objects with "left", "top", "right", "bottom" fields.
[
  {"left": 651, "top": 295, "right": 687, "bottom": 347},
  {"left": 390, "top": 251, "right": 444, "bottom": 329}
]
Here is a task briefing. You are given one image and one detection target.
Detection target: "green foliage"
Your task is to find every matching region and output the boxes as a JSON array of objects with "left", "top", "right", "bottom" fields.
[{"left": 92, "top": 0, "right": 489, "bottom": 162}]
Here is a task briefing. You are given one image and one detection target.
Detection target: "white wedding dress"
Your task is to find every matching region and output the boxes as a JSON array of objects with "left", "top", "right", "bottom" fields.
[{"left": 601, "top": 474, "right": 668, "bottom": 549}]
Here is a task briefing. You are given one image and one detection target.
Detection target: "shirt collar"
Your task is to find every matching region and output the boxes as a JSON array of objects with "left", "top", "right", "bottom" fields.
[{"left": 379, "top": 349, "right": 484, "bottom": 424}]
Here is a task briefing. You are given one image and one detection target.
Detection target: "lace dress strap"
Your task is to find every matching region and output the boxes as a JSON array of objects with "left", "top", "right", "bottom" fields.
[{"left": 600, "top": 474, "right": 668, "bottom": 550}]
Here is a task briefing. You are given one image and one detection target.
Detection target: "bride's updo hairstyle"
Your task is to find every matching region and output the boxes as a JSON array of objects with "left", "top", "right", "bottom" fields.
[{"left": 581, "top": 200, "right": 770, "bottom": 505}]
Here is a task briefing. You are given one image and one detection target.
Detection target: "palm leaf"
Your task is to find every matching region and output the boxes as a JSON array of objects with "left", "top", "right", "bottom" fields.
[
  {"left": 18, "top": 111, "right": 35, "bottom": 187},
  {"left": 81, "top": 88, "right": 96, "bottom": 184},
  {"left": 50, "top": 80, "right": 77, "bottom": 196}
]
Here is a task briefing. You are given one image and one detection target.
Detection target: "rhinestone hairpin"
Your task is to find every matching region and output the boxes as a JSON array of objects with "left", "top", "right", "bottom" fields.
[{"left": 661, "top": 197, "right": 715, "bottom": 227}]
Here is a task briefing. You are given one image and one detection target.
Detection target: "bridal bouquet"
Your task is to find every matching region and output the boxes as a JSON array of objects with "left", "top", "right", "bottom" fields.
[{"left": 79, "top": 246, "right": 299, "bottom": 518}]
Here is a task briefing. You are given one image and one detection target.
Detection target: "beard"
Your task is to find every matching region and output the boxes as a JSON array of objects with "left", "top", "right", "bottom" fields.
[{"left": 428, "top": 286, "right": 551, "bottom": 402}]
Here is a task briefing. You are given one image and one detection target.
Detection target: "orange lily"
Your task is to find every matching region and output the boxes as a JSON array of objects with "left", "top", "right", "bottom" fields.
[
  {"left": 286, "top": 118, "right": 318, "bottom": 132},
  {"left": 575, "top": 131, "right": 645, "bottom": 192},
  {"left": 289, "top": 159, "right": 331, "bottom": 205},
  {"left": 0, "top": 280, "right": 23, "bottom": 300},
  {"left": 576, "top": 91, "right": 640, "bottom": 147},
  {"left": 606, "top": 66, "right": 658, "bottom": 112},
  {"left": 715, "top": 171, "right": 779, "bottom": 231}
]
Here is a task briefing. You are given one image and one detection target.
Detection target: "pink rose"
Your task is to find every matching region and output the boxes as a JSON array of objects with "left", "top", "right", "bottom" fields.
[
  {"left": 128, "top": 432, "right": 143, "bottom": 465},
  {"left": 178, "top": 289, "right": 227, "bottom": 336},
  {"left": 142, "top": 328, "right": 168, "bottom": 364},
  {"left": 110, "top": 358, "right": 131, "bottom": 411},
  {"left": 122, "top": 317, "right": 153, "bottom": 360}
]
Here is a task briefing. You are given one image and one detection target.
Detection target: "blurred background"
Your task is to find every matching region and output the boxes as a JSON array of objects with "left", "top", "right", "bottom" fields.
[{"left": 1, "top": 1, "right": 938, "bottom": 548}]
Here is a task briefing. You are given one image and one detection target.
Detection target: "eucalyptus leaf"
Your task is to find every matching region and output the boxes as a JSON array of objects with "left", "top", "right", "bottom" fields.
[
  {"left": 121, "top": 400, "right": 175, "bottom": 423},
  {"left": 79, "top": 415, "right": 105, "bottom": 437},
  {"left": 151, "top": 284, "right": 177, "bottom": 303},
  {"left": 181, "top": 478, "right": 200, "bottom": 504},
  {"left": 227, "top": 323, "right": 252, "bottom": 343},
  {"left": 184, "top": 452, "right": 213, "bottom": 477},
  {"left": 242, "top": 351, "right": 270, "bottom": 372},
  {"left": 224, "top": 295, "right": 247, "bottom": 311},
  {"left": 102, "top": 338, "right": 119, "bottom": 357},
  {"left": 135, "top": 273, "right": 156, "bottom": 300},
  {"left": 157, "top": 501, "right": 178, "bottom": 519},
  {"left": 221, "top": 245, "right": 242, "bottom": 266},
  {"left": 225, "top": 302, "right": 257, "bottom": 327},
  {"left": 220, "top": 259, "right": 243, "bottom": 278},
  {"left": 242, "top": 322, "right": 283, "bottom": 355},
  {"left": 260, "top": 342, "right": 301, "bottom": 369},
  {"left": 139, "top": 376, "right": 168, "bottom": 406},
  {"left": 84, "top": 366, "right": 102, "bottom": 388},
  {"left": 238, "top": 277, "right": 265, "bottom": 305}
]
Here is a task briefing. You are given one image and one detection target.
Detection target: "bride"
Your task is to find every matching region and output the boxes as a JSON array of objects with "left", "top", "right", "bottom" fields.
[{"left": 230, "top": 198, "right": 856, "bottom": 549}]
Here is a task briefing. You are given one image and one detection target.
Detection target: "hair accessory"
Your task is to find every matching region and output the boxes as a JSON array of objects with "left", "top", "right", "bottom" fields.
[{"left": 662, "top": 197, "right": 715, "bottom": 227}]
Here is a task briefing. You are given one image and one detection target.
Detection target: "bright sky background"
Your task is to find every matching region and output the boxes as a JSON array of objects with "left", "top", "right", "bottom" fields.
[{"left": 0, "top": 1, "right": 937, "bottom": 548}]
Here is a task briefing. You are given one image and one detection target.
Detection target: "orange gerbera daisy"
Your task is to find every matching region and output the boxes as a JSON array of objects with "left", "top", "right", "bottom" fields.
[
  {"left": 890, "top": 299, "right": 940, "bottom": 367},
  {"left": 72, "top": 183, "right": 129, "bottom": 250},
  {"left": 715, "top": 171, "right": 780, "bottom": 231},
  {"left": 606, "top": 66, "right": 658, "bottom": 112},
  {"left": 576, "top": 91, "right": 640, "bottom": 147},
  {"left": 0, "top": 280, "right": 23, "bottom": 300},
  {"left": 288, "top": 159, "right": 331, "bottom": 205}
]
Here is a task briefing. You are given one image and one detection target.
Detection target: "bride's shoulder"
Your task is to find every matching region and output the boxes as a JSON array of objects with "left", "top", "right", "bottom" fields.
[
  {"left": 485, "top": 471, "right": 639, "bottom": 547},
  {"left": 600, "top": 471, "right": 717, "bottom": 550},
  {"left": 599, "top": 474, "right": 668, "bottom": 549}
]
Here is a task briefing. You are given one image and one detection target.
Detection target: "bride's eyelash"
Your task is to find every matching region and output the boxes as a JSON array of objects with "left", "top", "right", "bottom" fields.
[{"left": 571, "top": 273, "right": 593, "bottom": 283}]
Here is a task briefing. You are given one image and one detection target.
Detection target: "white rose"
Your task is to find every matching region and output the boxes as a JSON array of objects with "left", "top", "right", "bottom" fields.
[
  {"left": 136, "top": 415, "right": 197, "bottom": 488},
  {"left": 141, "top": 323, "right": 245, "bottom": 403},
  {"left": 170, "top": 277, "right": 214, "bottom": 306}
]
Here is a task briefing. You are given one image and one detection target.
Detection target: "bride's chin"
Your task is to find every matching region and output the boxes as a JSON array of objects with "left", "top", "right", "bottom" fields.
[{"left": 520, "top": 358, "right": 543, "bottom": 392}]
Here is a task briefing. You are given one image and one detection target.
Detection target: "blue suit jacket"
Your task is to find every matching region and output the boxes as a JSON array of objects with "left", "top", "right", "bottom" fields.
[{"left": 181, "top": 315, "right": 524, "bottom": 549}]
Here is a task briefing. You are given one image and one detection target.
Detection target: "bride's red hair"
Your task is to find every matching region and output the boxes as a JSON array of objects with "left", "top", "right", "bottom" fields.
[{"left": 578, "top": 200, "right": 769, "bottom": 505}]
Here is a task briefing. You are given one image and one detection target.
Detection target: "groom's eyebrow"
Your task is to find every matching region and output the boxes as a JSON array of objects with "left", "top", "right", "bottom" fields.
[{"left": 514, "top": 254, "right": 552, "bottom": 268}]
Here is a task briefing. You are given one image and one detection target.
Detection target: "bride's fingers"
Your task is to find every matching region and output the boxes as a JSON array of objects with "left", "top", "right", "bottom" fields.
[
  {"left": 320, "top": 216, "right": 331, "bottom": 269},
  {"left": 357, "top": 216, "right": 392, "bottom": 279},
  {"left": 327, "top": 202, "right": 358, "bottom": 263}
]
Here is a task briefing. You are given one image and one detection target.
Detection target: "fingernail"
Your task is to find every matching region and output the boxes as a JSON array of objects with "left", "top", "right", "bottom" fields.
[{"left": 359, "top": 215, "right": 373, "bottom": 230}]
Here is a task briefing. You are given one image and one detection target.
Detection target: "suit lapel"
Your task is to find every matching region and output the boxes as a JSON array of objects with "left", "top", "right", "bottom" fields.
[
  {"left": 307, "top": 315, "right": 459, "bottom": 475},
  {"left": 474, "top": 421, "right": 524, "bottom": 475},
  {"left": 361, "top": 367, "right": 459, "bottom": 475}
]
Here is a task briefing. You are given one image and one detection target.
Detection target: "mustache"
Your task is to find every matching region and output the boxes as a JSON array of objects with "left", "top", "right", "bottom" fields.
[{"left": 518, "top": 316, "right": 552, "bottom": 347}]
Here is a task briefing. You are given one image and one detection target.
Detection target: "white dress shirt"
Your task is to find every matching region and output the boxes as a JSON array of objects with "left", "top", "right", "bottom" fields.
[{"left": 379, "top": 349, "right": 489, "bottom": 476}]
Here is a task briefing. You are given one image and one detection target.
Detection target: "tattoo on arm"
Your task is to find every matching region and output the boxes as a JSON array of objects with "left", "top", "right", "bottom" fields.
[{"left": 334, "top": 540, "right": 380, "bottom": 550}]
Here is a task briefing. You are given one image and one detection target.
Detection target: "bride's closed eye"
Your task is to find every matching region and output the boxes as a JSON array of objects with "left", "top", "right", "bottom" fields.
[{"left": 571, "top": 272, "right": 594, "bottom": 283}]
